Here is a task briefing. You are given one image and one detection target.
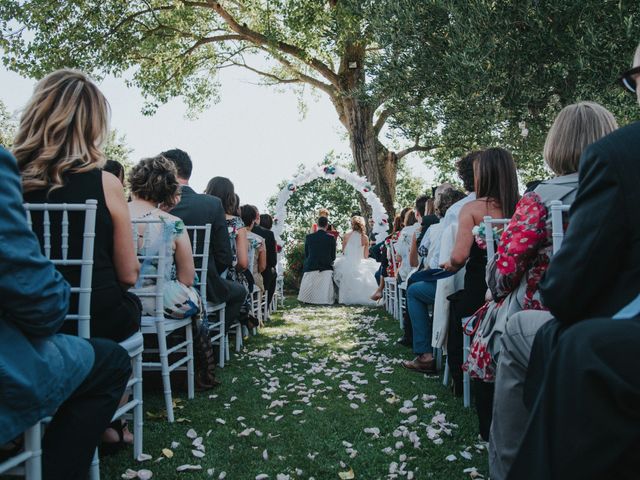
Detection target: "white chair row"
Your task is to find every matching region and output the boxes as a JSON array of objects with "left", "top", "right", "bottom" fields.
[{"left": 5, "top": 203, "right": 252, "bottom": 479}]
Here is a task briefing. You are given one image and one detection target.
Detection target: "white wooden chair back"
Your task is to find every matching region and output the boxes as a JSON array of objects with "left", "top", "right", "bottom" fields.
[
  {"left": 185, "top": 224, "right": 211, "bottom": 303},
  {"left": 23, "top": 200, "right": 98, "bottom": 338},
  {"left": 549, "top": 200, "right": 571, "bottom": 255},
  {"left": 483, "top": 216, "right": 510, "bottom": 261}
]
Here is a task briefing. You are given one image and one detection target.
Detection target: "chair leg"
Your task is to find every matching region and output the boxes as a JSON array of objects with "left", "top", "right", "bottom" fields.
[
  {"left": 156, "top": 323, "right": 175, "bottom": 422},
  {"left": 186, "top": 324, "right": 195, "bottom": 401},
  {"left": 236, "top": 326, "right": 242, "bottom": 352},
  {"left": 89, "top": 449, "right": 100, "bottom": 480},
  {"left": 442, "top": 358, "right": 450, "bottom": 387},
  {"left": 218, "top": 309, "right": 226, "bottom": 369},
  {"left": 463, "top": 333, "right": 471, "bottom": 408},
  {"left": 133, "top": 352, "right": 143, "bottom": 459},
  {"left": 24, "top": 424, "right": 42, "bottom": 480}
]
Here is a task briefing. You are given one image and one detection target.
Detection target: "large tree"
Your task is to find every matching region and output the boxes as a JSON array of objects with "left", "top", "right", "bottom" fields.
[
  {"left": 0, "top": 0, "right": 449, "bottom": 215},
  {"left": 370, "top": 0, "right": 640, "bottom": 183}
]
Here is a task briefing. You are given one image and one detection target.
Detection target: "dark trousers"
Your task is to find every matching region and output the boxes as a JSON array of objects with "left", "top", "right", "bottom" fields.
[
  {"left": 263, "top": 268, "right": 277, "bottom": 306},
  {"left": 222, "top": 278, "right": 248, "bottom": 328},
  {"left": 42, "top": 338, "right": 131, "bottom": 480},
  {"left": 508, "top": 317, "right": 640, "bottom": 480}
]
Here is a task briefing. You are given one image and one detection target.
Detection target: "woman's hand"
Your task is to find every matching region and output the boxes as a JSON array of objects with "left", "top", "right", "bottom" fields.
[{"left": 440, "top": 260, "right": 459, "bottom": 273}]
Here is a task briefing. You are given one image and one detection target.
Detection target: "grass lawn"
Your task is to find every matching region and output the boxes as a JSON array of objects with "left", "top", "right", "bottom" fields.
[{"left": 101, "top": 299, "right": 488, "bottom": 480}]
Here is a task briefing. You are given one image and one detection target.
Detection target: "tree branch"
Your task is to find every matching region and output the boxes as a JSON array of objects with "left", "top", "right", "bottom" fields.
[
  {"left": 232, "top": 61, "right": 301, "bottom": 85},
  {"left": 208, "top": 1, "right": 341, "bottom": 87},
  {"left": 374, "top": 108, "right": 392, "bottom": 136},
  {"left": 396, "top": 143, "right": 440, "bottom": 160}
]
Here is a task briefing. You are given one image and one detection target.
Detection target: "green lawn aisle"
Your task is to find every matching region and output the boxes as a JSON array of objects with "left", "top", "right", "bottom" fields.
[{"left": 102, "top": 299, "right": 488, "bottom": 480}]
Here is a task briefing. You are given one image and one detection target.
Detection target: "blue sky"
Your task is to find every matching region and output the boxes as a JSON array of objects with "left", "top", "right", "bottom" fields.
[{"left": 0, "top": 65, "right": 431, "bottom": 211}]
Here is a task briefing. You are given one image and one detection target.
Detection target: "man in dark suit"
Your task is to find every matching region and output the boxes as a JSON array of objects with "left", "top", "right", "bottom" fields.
[
  {"left": 297, "top": 216, "right": 336, "bottom": 304},
  {"left": 504, "top": 45, "right": 640, "bottom": 479},
  {"left": 303, "top": 216, "right": 336, "bottom": 273},
  {"left": 251, "top": 207, "right": 277, "bottom": 307},
  {"left": 163, "top": 149, "right": 246, "bottom": 327}
]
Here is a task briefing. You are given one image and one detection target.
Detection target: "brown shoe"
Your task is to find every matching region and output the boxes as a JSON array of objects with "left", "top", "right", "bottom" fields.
[{"left": 402, "top": 356, "right": 437, "bottom": 374}]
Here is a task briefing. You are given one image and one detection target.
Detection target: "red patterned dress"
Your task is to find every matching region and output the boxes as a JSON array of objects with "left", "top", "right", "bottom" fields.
[{"left": 464, "top": 192, "right": 553, "bottom": 381}]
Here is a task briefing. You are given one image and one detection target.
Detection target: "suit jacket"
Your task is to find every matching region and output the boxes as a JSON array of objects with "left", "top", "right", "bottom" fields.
[
  {"left": 253, "top": 224, "right": 277, "bottom": 270},
  {"left": 303, "top": 230, "right": 336, "bottom": 273},
  {"left": 539, "top": 121, "right": 640, "bottom": 325},
  {"left": 170, "top": 186, "right": 233, "bottom": 303}
]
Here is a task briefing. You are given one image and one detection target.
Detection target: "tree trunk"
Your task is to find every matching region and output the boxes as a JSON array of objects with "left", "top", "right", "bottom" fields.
[{"left": 334, "top": 43, "right": 397, "bottom": 218}]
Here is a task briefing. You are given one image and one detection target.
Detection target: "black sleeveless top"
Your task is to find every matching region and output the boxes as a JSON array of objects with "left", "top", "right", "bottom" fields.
[{"left": 23, "top": 168, "right": 139, "bottom": 341}]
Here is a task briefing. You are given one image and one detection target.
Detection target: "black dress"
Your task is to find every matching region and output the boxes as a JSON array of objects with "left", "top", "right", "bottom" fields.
[{"left": 23, "top": 168, "right": 140, "bottom": 342}]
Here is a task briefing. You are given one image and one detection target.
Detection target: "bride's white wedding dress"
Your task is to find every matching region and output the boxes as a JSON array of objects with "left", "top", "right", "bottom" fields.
[{"left": 333, "top": 232, "right": 380, "bottom": 306}]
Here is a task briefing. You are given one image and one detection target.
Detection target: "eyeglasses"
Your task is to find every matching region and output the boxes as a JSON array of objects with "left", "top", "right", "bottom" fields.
[{"left": 618, "top": 66, "right": 640, "bottom": 94}]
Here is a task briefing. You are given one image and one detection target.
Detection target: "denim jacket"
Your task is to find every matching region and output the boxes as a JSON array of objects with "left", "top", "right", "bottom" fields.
[{"left": 0, "top": 147, "right": 94, "bottom": 443}]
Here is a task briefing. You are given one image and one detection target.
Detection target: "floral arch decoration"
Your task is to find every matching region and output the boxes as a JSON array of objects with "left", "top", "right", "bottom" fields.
[{"left": 272, "top": 164, "right": 389, "bottom": 263}]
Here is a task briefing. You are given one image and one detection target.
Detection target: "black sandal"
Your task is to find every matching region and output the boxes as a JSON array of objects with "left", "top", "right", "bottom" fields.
[{"left": 99, "top": 420, "right": 128, "bottom": 456}]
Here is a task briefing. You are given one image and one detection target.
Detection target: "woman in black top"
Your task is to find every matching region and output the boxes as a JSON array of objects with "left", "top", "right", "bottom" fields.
[{"left": 14, "top": 69, "right": 140, "bottom": 449}]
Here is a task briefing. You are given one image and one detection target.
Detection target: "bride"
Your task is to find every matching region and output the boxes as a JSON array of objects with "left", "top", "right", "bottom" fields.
[{"left": 333, "top": 216, "right": 380, "bottom": 306}]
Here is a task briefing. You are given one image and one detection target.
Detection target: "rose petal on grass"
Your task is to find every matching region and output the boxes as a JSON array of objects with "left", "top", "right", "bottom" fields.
[
  {"left": 137, "top": 453, "right": 152, "bottom": 462},
  {"left": 338, "top": 468, "right": 355, "bottom": 479},
  {"left": 176, "top": 464, "right": 202, "bottom": 472},
  {"left": 192, "top": 449, "right": 205, "bottom": 458},
  {"left": 137, "top": 470, "right": 153, "bottom": 480},
  {"left": 161, "top": 448, "right": 174, "bottom": 459},
  {"left": 186, "top": 429, "right": 197, "bottom": 439}
]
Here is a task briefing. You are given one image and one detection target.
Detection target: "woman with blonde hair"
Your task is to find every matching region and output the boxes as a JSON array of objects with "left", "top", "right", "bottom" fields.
[
  {"left": 17, "top": 69, "right": 140, "bottom": 451},
  {"left": 333, "top": 215, "right": 379, "bottom": 305}
]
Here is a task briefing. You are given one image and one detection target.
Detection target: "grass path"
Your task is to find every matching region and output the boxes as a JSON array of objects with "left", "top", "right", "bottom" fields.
[{"left": 103, "top": 300, "right": 488, "bottom": 479}]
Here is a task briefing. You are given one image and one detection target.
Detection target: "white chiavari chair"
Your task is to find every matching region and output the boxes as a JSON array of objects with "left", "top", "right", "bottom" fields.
[
  {"left": 549, "top": 200, "right": 571, "bottom": 255},
  {"left": 185, "top": 224, "right": 227, "bottom": 369},
  {"left": 131, "top": 219, "right": 193, "bottom": 424}
]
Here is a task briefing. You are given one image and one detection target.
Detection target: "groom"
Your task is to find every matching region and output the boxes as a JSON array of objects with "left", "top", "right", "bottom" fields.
[{"left": 297, "top": 216, "right": 337, "bottom": 305}]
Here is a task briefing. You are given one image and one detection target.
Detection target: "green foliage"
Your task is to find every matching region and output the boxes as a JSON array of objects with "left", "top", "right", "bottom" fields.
[
  {"left": 0, "top": 100, "right": 16, "bottom": 148},
  {"left": 283, "top": 241, "right": 305, "bottom": 291},
  {"left": 371, "top": 0, "right": 640, "bottom": 183},
  {"left": 103, "top": 129, "right": 134, "bottom": 169}
]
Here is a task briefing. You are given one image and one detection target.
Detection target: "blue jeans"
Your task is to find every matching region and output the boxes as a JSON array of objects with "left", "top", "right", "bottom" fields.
[{"left": 407, "top": 281, "right": 437, "bottom": 355}]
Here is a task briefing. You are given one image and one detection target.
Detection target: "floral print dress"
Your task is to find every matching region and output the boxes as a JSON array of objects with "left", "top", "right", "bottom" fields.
[{"left": 464, "top": 192, "right": 553, "bottom": 382}]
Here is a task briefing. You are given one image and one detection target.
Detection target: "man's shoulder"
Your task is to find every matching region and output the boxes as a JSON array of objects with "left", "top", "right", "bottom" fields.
[{"left": 585, "top": 121, "right": 640, "bottom": 165}]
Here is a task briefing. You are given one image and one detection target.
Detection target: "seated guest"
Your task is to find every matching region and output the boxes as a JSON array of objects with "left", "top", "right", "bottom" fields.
[
  {"left": 400, "top": 189, "right": 466, "bottom": 365},
  {"left": 241, "top": 204, "right": 267, "bottom": 293},
  {"left": 506, "top": 44, "right": 640, "bottom": 479},
  {"left": 16, "top": 69, "right": 140, "bottom": 447},
  {"left": 0, "top": 145, "right": 131, "bottom": 480},
  {"left": 103, "top": 159, "right": 125, "bottom": 184},
  {"left": 486, "top": 101, "right": 618, "bottom": 480},
  {"left": 205, "top": 178, "right": 257, "bottom": 328},
  {"left": 430, "top": 151, "right": 481, "bottom": 395},
  {"left": 163, "top": 149, "right": 246, "bottom": 330},
  {"left": 370, "top": 211, "right": 408, "bottom": 300},
  {"left": 128, "top": 156, "right": 217, "bottom": 389},
  {"left": 506, "top": 298, "right": 640, "bottom": 480},
  {"left": 416, "top": 197, "right": 438, "bottom": 246},
  {"left": 298, "top": 216, "right": 337, "bottom": 305},
  {"left": 395, "top": 209, "right": 420, "bottom": 283},
  {"left": 441, "top": 148, "right": 520, "bottom": 439},
  {"left": 255, "top": 209, "right": 278, "bottom": 306}
]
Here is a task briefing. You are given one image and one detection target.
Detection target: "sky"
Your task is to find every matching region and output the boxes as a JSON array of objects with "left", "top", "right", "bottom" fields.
[{"left": 0, "top": 65, "right": 432, "bottom": 211}]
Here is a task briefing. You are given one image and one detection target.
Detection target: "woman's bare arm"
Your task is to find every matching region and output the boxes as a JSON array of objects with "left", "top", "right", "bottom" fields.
[
  {"left": 258, "top": 242, "right": 267, "bottom": 272},
  {"left": 103, "top": 172, "right": 139, "bottom": 287},
  {"left": 235, "top": 228, "right": 249, "bottom": 271}
]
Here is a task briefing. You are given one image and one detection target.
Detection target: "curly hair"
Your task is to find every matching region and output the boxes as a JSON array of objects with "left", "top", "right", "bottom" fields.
[
  {"left": 456, "top": 150, "right": 482, "bottom": 193},
  {"left": 351, "top": 215, "right": 366, "bottom": 233},
  {"left": 435, "top": 188, "right": 466, "bottom": 218},
  {"left": 128, "top": 155, "right": 181, "bottom": 209}
]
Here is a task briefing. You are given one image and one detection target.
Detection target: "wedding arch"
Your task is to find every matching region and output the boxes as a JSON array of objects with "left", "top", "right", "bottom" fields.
[{"left": 272, "top": 164, "right": 389, "bottom": 259}]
